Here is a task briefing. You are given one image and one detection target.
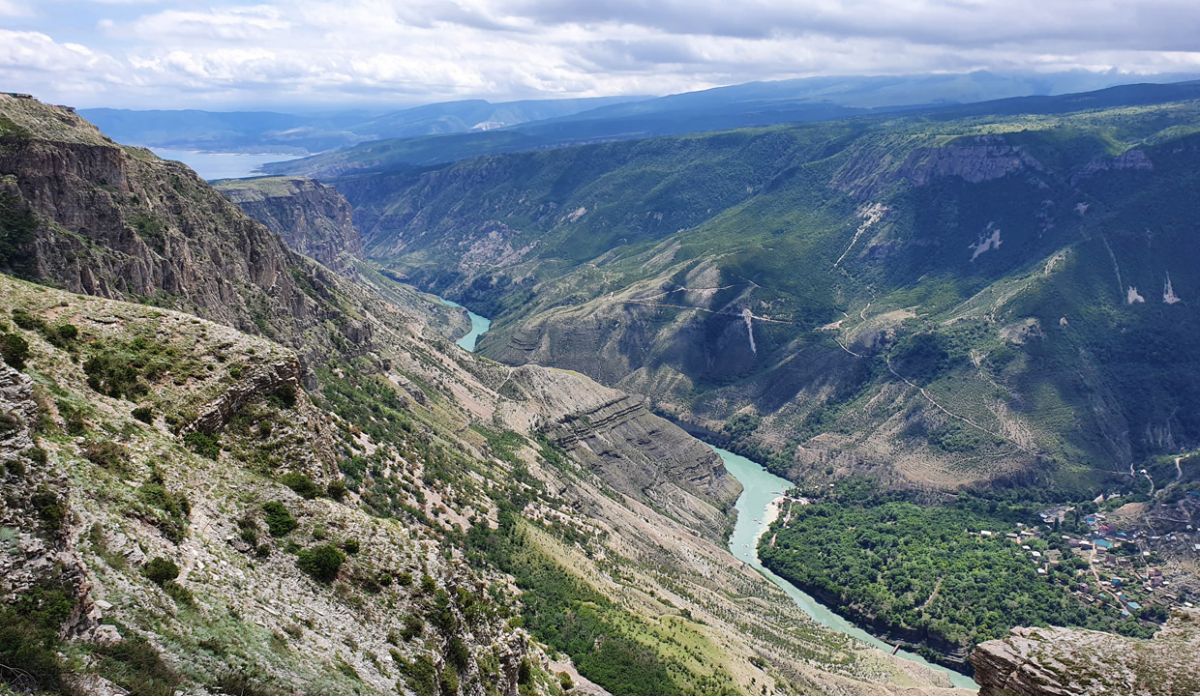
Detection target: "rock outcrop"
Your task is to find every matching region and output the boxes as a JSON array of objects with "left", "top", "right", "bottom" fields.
[
  {"left": 970, "top": 610, "right": 1200, "bottom": 695},
  {"left": 214, "top": 176, "right": 363, "bottom": 273},
  {"left": 0, "top": 94, "right": 376, "bottom": 358}
]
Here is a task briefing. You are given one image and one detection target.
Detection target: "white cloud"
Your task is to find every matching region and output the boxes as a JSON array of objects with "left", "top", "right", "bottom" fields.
[{"left": 3, "top": 0, "right": 1200, "bottom": 108}]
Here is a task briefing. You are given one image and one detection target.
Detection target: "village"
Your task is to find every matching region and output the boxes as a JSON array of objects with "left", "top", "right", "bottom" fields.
[{"left": 975, "top": 489, "right": 1200, "bottom": 627}]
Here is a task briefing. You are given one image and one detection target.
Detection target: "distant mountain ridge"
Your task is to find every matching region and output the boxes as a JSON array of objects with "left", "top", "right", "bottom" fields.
[
  {"left": 79, "top": 95, "right": 644, "bottom": 155},
  {"left": 264, "top": 72, "right": 1200, "bottom": 176}
]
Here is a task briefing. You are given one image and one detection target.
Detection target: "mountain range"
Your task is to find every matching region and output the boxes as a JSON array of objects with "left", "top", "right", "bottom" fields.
[{"left": 3, "top": 71, "right": 1200, "bottom": 696}]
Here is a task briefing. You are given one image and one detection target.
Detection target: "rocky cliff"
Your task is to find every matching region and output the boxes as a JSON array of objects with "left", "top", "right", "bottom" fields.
[
  {"left": 0, "top": 96, "right": 965, "bottom": 695},
  {"left": 970, "top": 610, "right": 1200, "bottom": 695},
  {"left": 214, "top": 176, "right": 363, "bottom": 273}
]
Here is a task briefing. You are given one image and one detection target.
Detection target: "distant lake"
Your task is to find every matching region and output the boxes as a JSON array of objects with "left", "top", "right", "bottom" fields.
[{"left": 148, "top": 148, "right": 302, "bottom": 181}]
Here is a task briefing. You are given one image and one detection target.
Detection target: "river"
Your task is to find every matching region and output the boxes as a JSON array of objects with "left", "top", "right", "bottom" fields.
[
  {"left": 436, "top": 296, "right": 492, "bottom": 351},
  {"left": 443, "top": 299, "right": 976, "bottom": 691},
  {"left": 714, "top": 446, "right": 978, "bottom": 690}
]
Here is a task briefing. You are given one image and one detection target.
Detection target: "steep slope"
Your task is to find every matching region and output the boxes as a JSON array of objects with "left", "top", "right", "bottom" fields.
[
  {"left": 339, "top": 87, "right": 1200, "bottom": 495},
  {"left": 212, "top": 176, "right": 363, "bottom": 273},
  {"left": 0, "top": 96, "right": 962, "bottom": 695},
  {"left": 0, "top": 276, "right": 560, "bottom": 695}
]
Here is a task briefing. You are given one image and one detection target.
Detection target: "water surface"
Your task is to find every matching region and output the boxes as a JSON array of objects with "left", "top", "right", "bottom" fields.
[
  {"left": 435, "top": 295, "right": 975, "bottom": 690},
  {"left": 437, "top": 296, "right": 492, "bottom": 351},
  {"left": 715, "top": 445, "right": 978, "bottom": 690},
  {"left": 148, "top": 148, "right": 302, "bottom": 181}
]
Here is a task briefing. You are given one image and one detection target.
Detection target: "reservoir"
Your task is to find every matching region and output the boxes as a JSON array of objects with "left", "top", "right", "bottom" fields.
[
  {"left": 148, "top": 148, "right": 303, "bottom": 181},
  {"left": 444, "top": 298, "right": 977, "bottom": 691}
]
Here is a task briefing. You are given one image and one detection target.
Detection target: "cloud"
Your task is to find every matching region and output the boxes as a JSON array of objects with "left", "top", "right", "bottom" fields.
[
  {"left": 124, "top": 5, "right": 291, "bottom": 40},
  {"left": 3, "top": 0, "right": 1200, "bottom": 108}
]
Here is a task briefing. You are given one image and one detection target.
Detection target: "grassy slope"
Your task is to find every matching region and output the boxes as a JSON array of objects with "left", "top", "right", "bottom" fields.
[{"left": 349, "top": 97, "right": 1200, "bottom": 492}]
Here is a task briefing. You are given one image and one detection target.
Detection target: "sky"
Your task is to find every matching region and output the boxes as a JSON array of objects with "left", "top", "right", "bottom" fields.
[{"left": 2, "top": 0, "right": 1200, "bottom": 110}]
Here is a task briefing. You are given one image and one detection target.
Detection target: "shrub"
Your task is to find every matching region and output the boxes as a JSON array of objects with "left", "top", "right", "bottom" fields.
[
  {"left": 163, "top": 580, "right": 194, "bottom": 606},
  {"left": 326, "top": 479, "right": 347, "bottom": 501},
  {"left": 279, "top": 471, "right": 321, "bottom": 499},
  {"left": 84, "top": 352, "right": 146, "bottom": 398},
  {"left": 212, "top": 669, "right": 275, "bottom": 696},
  {"left": 400, "top": 614, "right": 423, "bottom": 641},
  {"left": 341, "top": 538, "right": 360, "bottom": 555},
  {"left": 143, "top": 557, "right": 180, "bottom": 586},
  {"left": 0, "top": 410, "right": 18, "bottom": 436},
  {"left": 296, "top": 544, "right": 345, "bottom": 583},
  {"left": 262, "top": 501, "right": 297, "bottom": 537},
  {"left": 94, "top": 635, "right": 180, "bottom": 695},
  {"left": 10, "top": 308, "right": 39, "bottom": 331},
  {"left": 83, "top": 439, "right": 127, "bottom": 469},
  {"left": 183, "top": 431, "right": 220, "bottom": 459},
  {"left": 46, "top": 323, "right": 77, "bottom": 348},
  {"left": 138, "top": 480, "right": 191, "bottom": 542},
  {"left": 0, "top": 332, "right": 29, "bottom": 369},
  {"left": 268, "top": 383, "right": 297, "bottom": 409},
  {"left": 31, "top": 487, "right": 66, "bottom": 532},
  {"left": 447, "top": 636, "right": 470, "bottom": 672},
  {"left": 0, "top": 581, "right": 73, "bottom": 693},
  {"left": 131, "top": 406, "right": 154, "bottom": 423},
  {"left": 25, "top": 446, "right": 47, "bottom": 466},
  {"left": 400, "top": 654, "right": 438, "bottom": 695}
]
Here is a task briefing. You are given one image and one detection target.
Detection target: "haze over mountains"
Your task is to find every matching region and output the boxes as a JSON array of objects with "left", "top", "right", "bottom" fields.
[
  {"left": 82, "top": 71, "right": 1197, "bottom": 162},
  {"left": 5, "top": 55, "right": 1200, "bottom": 697}
]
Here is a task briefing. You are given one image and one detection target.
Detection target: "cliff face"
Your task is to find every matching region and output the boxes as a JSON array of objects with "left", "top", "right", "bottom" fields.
[
  {"left": 970, "top": 610, "right": 1200, "bottom": 695},
  {"left": 0, "top": 97, "right": 967, "bottom": 695},
  {"left": 0, "top": 94, "right": 381, "bottom": 359},
  {"left": 496, "top": 365, "right": 741, "bottom": 540},
  {"left": 214, "top": 176, "right": 363, "bottom": 273}
]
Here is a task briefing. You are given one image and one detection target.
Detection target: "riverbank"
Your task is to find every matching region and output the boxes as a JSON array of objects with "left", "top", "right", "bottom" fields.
[
  {"left": 714, "top": 445, "right": 979, "bottom": 691},
  {"left": 433, "top": 293, "right": 978, "bottom": 690},
  {"left": 434, "top": 296, "right": 491, "bottom": 351}
]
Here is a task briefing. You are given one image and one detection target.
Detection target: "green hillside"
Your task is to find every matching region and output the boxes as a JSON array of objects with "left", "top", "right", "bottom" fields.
[{"left": 340, "top": 91, "right": 1200, "bottom": 493}]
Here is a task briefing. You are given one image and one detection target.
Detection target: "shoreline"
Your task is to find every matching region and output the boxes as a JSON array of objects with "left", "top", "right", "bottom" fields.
[{"left": 755, "top": 494, "right": 785, "bottom": 548}]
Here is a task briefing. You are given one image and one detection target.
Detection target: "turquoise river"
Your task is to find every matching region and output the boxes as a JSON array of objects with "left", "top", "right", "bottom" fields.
[{"left": 445, "top": 299, "right": 977, "bottom": 691}]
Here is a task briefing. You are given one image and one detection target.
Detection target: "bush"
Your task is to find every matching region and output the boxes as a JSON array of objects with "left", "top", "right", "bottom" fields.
[
  {"left": 558, "top": 671, "right": 574, "bottom": 690},
  {"left": 163, "top": 580, "right": 194, "bottom": 606},
  {"left": 183, "top": 431, "right": 220, "bottom": 459},
  {"left": 341, "top": 538, "right": 360, "bottom": 555},
  {"left": 0, "top": 582, "right": 73, "bottom": 693},
  {"left": 94, "top": 635, "right": 180, "bottom": 695},
  {"left": 400, "top": 654, "right": 438, "bottom": 695},
  {"left": 84, "top": 352, "right": 146, "bottom": 398},
  {"left": 138, "top": 480, "right": 191, "bottom": 543},
  {"left": 279, "top": 471, "right": 321, "bottom": 499},
  {"left": 262, "top": 501, "right": 297, "bottom": 537},
  {"left": 83, "top": 439, "right": 127, "bottom": 469},
  {"left": 31, "top": 487, "right": 66, "bottom": 532},
  {"left": 400, "top": 614, "right": 423, "bottom": 641},
  {"left": 131, "top": 406, "right": 154, "bottom": 423},
  {"left": 46, "top": 323, "right": 77, "bottom": 349},
  {"left": 268, "top": 383, "right": 297, "bottom": 409},
  {"left": 326, "top": 480, "right": 347, "bottom": 501},
  {"left": 0, "top": 332, "right": 29, "bottom": 369},
  {"left": 143, "top": 557, "right": 180, "bottom": 586},
  {"left": 10, "top": 308, "right": 39, "bottom": 331},
  {"left": 296, "top": 544, "right": 345, "bottom": 583}
]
